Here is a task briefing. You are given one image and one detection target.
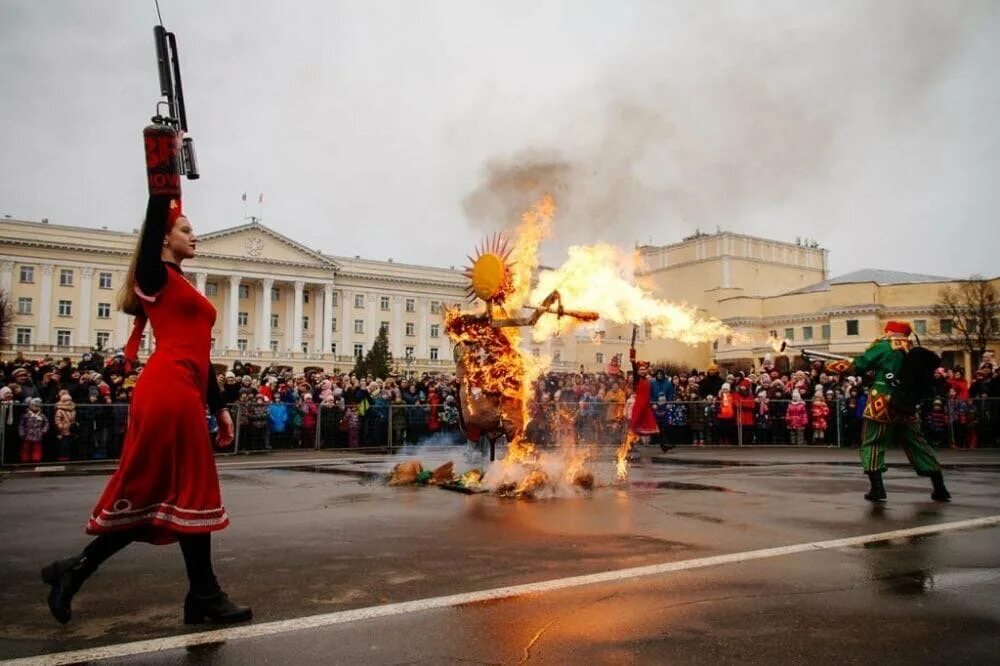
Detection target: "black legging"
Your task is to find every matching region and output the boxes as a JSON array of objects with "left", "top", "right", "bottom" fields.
[{"left": 80, "top": 529, "right": 219, "bottom": 596}]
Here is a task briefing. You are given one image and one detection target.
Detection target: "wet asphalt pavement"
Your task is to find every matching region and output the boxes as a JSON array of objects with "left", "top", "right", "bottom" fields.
[{"left": 1, "top": 446, "right": 999, "bottom": 664}]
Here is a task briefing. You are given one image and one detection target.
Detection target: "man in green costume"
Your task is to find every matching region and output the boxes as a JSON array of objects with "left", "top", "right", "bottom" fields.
[{"left": 825, "top": 320, "right": 950, "bottom": 503}]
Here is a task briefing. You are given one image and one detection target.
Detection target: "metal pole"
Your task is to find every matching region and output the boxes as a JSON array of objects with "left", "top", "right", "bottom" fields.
[
  {"left": 387, "top": 403, "right": 393, "bottom": 454},
  {"left": 313, "top": 404, "right": 323, "bottom": 451},
  {"left": 836, "top": 397, "right": 842, "bottom": 448},
  {"left": 233, "top": 403, "right": 241, "bottom": 454}
]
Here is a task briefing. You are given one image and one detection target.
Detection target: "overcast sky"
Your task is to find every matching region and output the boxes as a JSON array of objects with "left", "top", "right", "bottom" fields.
[{"left": 1, "top": 0, "right": 997, "bottom": 279}]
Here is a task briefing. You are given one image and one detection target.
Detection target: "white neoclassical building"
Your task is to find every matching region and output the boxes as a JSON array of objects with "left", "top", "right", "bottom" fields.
[{"left": 0, "top": 217, "right": 471, "bottom": 374}]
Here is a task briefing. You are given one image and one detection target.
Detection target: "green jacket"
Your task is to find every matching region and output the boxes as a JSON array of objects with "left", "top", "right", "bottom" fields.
[{"left": 852, "top": 336, "right": 911, "bottom": 422}]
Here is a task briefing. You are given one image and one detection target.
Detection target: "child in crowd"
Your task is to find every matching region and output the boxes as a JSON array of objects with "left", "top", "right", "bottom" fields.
[
  {"left": 18, "top": 397, "right": 49, "bottom": 463},
  {"left": 811, "top": 393, "right": 830, "bottom": 445},
  {"left": 786, "top": 390, "right": 808, "bottom": 446}
]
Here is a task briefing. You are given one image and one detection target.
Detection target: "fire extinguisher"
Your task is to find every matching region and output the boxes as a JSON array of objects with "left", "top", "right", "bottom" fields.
[{"left": 143, "top": 118, "right": 182, "bottom": 198}]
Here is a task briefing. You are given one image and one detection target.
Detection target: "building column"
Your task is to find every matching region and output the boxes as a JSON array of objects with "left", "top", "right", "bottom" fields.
[
  {"left": 392, "top": 295, "right": 403, "bottom": 357},
  {"left": 226, "top": 274, "right": 241, "bottom": 350},
  {"left": 283, "top": 282, "right": 294, "bottom": 351},
  {"left": 341, "top": 289, "right": 352, "bottom": 354},
  {"left": 79, "top": 267, "right": 94, "bottom": 348},
  {"left": 322, "top": 283, "right": 335, "bottom": 355},
  {"left": 417, "top": 298, "right": 429, "bottom": 359},
  {"left": 115, "top": 269, "right": 129, "bottom": 349},
  {"left": 38, "top": 264, "right": 54, "bottom": 345},
  {"left": 194, "top": 271, "right": 208, "bottom": 295},
  {"left": 292, "top": 280, "right": 305, "bottom": 352},
  {"left": 258, "top": 277, "right": 274, "bottom": 351},
  {"left": 313, "top": 287, "right": 323, "bottom": 354},
  {"left": 0, "top": 261, "right": 13, "bottom": 296}
]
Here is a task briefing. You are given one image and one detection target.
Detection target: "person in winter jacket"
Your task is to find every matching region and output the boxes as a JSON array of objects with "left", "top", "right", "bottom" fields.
[
  {"left": 786, "top": 390, "right": 809, "bottom": 446},
  {"left": 735, "top": 380, "right": 756, "bottom": 444},
  {"left": 53, "top": 390, "right": 77, "bottom": 461},
  {"left": 717, "top": 383, "right": 736, "bottom": 445},
  {"left": 19, "top": 397, "right": 49, "bottom": 463},
  {"left": 649, "top": 370, "right": 675, "bottom": 403},
  {"left": 652, "top": 396, "right": 672, "bottom": 450},
  {"left": 298, "top": 394, "right": 318, "bottom": 448},
  {"left": 811, "top": 394, "right": 830, "bottom": 444}
]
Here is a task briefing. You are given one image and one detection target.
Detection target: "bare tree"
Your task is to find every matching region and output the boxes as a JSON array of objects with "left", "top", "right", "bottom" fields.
[
  {"left": 0, "top": 288, "right": 12, "bottom": 344},
  {"left": 935, "top": 277, "right": 1000, "bottom": 363}
]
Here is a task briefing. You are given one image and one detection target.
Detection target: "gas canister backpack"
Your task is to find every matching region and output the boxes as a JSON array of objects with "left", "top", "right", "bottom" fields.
[{"left": 890, "top": 345, "right": 941, "bottom": 415}]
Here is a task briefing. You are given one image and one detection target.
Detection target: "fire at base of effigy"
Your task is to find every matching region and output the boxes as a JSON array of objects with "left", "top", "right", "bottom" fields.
[{"left": 389, "top": 195, "right": 730, "bottom": 499}]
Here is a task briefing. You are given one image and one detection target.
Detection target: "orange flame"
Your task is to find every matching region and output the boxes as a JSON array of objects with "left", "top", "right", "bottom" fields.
[{"left": 529, "top": 243, "right": 731, "bottom": 344}]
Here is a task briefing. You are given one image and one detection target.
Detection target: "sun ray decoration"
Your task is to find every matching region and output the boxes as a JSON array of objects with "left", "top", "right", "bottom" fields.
[{"left": 463, "top": 232, "right": 514, "bottom": 304}]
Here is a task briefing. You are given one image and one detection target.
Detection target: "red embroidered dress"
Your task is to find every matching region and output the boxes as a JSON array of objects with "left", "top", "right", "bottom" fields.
[
  {"left": 87, "top": 263, "right": 228, "bottom": 544},
  {"left": 628, "top": 362, "right": 660, "bottom": 436}
]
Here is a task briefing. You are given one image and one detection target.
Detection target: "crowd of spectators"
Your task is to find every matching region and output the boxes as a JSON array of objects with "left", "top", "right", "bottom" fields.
[{"left": 3, "top": 349, "right": 999, "bottom": 464}]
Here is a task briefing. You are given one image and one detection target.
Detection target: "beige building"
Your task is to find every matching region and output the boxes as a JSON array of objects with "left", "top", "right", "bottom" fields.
[
  {"left": 0, "top": 217, "right": 476, "bottom": 374},
  {"left": 2, "top": 219, "right": 994, "bottom": 376}
]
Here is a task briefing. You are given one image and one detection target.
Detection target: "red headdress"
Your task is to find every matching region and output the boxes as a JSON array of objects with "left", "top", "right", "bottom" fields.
[{"left": 884, "top": 320, "right": 912, "bottom": 336}]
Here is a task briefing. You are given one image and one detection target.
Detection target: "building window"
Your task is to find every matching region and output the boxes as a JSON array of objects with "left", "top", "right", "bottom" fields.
[
  {"left": 430, "top": 301, "right": 441, "bottom": 315},
  {"left": 821, "top": 324, "right": 831, "bottom": 339},
  {"left": 59, "top": 269, "right": 74, "bottom": 286},
  {"left": 237, "top": 311, "right": 249, "bottom": 327},
  {"left": 271, "top": 287, "right": 280, "bottom": 302},
  {"left": 271, "top": 314, "right": 279, "bottom": 329},
  {"left": 331, "top": 292, "right": 338, "bottom": 307},
  {"left": 56, "top": 329, "right": 72, "bottom": 346},
  {"left": 96, "top": 331, "right": 111, "bottom": 348},
  {"left": 302, "top": 316, "right": 309, "bottom": 330},
  {"left": 532, "top": 348, "right": 540, "bottom": 357},
  {"left": 238, "top": 284, "right": 250, "bottom": 299},
  {"left": 405, "top": 345, "right": 414, "bottom": 358},
  {"left": 554, "top": 351, "right": 562, "bottom": 362},
  {"left": 354, "top": 319, "right": 364, "bottom": 334},
  {"left": 330, "top": 342, "right": 337, "bottom": 355},
  {"left": 914, "top": 319, "right": 927, "bottom": 335},
  {"left": 430, "top": 347, "right": 439, "bottom": 360},
  {"left": 206, "top": 282, "right": 218, "bottom": 297},
  {"left": 331, "top": 317, "right": 337, "bottom": 332},
  {"left": 99, "top": 272, "right": 113, "bottom": 289},
  {"left": 405, "top": 298, "right": 415, "bottom": 313},
  {"left": 784, "top": 328, "right": 794, "bottom": 341},
  {"left": 405, "top": 322, "right": 415, "bottom": 336},
  {"left": 430, "top": 324, "right": 440, "bottom": 338},
  {"left": 940, "top": 319, "right": 953, "bottom": 335},
  {"left": 97, "top": 302, "right": 111, "bottom": 319},
  {"left": 380, "top": 296, "right": 390, "bottom": 311},
  {"left": 802, "top": 326, "right": 813, "bottom": 340},
  {"left": 270, "top": 340, "right": 279, "bottom": 352},
  {"left": 58, "top": 300, "right": 72, "bottom": 317},
  {"left": 303, "top": 290, "right": 310, "bottom": 304},
  {"left": 17, "top": 297, "right": 32, "bottom": 315},
  {"left": 353, "top": 343, "right": 364, "bottom": 358},
  {"left": 354, "top": 294, "right": 364, "bottom": 309},
  {"left": 380, "top": 321, "right": 390, "bottom": 335},
  {"left": 301, "top": 342, "right": 309, "bottom": 353},
  {"left": 846, "top": 320, "right": 859, "bottom": 336},
  {"left": 596, "top": 352, "right": 604, "bottom": 364},
  {"left": 16, "top": 327, "right": 32, "bottom": 344},
  {"left": 237, "top": 338, "right": 248, "bottom": 351},
  {"left": 19, "top": 266, "right": 34, "bottom": 283},
  {"left": 210, "top": 337, "right": 216, "bottom": 349}
]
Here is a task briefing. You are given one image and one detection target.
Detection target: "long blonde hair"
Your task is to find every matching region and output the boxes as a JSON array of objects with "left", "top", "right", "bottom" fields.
[{"left": 118, "top": 197, "right": 170, "bottom": 316}]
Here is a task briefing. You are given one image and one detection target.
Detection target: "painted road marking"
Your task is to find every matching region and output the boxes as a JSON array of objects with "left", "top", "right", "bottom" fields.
[{"left": 9, "top": 514, "right": 1000, "bottom": 666}]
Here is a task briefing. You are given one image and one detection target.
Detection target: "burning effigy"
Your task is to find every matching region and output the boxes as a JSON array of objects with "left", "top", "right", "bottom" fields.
[{"left": 384, "top": 195, "right": 728, "bottom": 499}]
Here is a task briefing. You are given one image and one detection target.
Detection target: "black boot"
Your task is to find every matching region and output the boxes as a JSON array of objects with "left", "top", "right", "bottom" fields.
[
  {"left": 183, "top": 590, "right": 253, "bottom": 625},
  {"left": 40, "top": 555, "right": 91, "bottom": 624},
  {"left": 930, "top": 471, "right": 951, "bottom": 502},
  {"left": 864, "top": 471, "right": 887, "bottom": 502}
]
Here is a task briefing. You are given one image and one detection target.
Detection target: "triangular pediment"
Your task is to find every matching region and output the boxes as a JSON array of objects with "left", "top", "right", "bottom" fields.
[{"left": 196, "top": 222, "right": 339, "bottom": 268}]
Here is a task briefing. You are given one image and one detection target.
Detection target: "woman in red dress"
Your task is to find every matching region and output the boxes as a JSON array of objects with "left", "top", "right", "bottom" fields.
[
  {"left": 628, "top": 348, "right": 660, "bottom": 439},
  {"left": 41, "top": 196, "right": 251, "bottom": 626}
]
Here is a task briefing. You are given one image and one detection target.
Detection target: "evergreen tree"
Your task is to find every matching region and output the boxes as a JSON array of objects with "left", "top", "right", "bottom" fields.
[{"left": 355, "top": 325, "right": 393, "bottom": 378}]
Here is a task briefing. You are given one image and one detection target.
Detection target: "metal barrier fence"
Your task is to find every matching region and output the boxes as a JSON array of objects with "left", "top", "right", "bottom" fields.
[{"left": 3, "top": 397, "right": 999, "bottom": 466}]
